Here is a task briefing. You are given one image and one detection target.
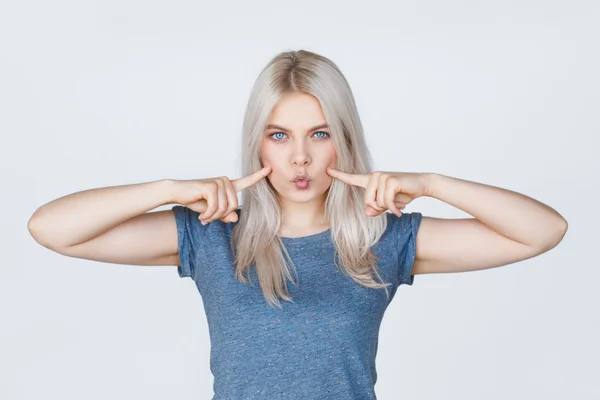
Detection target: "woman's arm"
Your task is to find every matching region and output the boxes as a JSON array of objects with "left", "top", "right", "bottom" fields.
[
  {"left": 28, "top": 179, "right": 175, "bottom": 250},
  {"left": 413, "top": 173, "right": 568, "bottom": 275}
]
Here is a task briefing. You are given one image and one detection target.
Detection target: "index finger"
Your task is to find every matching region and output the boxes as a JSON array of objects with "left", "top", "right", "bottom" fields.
[
  {"left": 326, "top": 167, "right": 370, "bottom": 188},
  {"left": 232, "top": 164, "right": 272, "bottom": 192}
]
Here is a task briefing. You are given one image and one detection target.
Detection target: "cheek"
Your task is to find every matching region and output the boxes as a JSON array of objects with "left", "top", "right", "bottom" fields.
[
  {"left": 261, "top": 152, "right": 278, "bottom": 171},
  {"left": 325, "top": 148, "right": 337, "bottom": 168},
  {"left": 260, "top": 144, "right": 279, "bottom": 172},
  {"left": 260, "top": 144, "right": 281, "bottom": 182}
]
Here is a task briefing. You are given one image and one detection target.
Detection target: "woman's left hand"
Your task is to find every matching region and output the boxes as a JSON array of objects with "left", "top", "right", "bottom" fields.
[{"left": 326, "top": 167, "right": 433, "bottom": 217}]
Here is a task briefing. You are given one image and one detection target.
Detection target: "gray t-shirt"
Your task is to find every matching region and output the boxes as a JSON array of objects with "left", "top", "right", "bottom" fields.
[{"left": 172, "top": 205, "right": 422, "bottom": 399}]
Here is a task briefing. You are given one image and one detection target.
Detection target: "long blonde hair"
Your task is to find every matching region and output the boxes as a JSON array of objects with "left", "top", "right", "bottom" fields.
[{"left": 231, "top": 49, "right": 390, "bottom": 308}]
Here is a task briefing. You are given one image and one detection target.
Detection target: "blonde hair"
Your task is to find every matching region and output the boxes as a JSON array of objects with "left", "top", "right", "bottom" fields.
[{"left": 231, "top": 49, "right": 391, "bottom": 308}]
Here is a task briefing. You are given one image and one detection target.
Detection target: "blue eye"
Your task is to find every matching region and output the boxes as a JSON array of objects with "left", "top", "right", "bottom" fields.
[{"left": 268, "top": 131, "right": 330, "bottom": 141}]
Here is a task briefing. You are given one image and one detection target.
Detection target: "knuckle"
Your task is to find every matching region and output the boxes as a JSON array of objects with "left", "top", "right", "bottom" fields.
[
  {"left": 206, "top": 205, "right": 217, "bottom": 214},
  {"left": 227, "top": 202, "right": 239, "bottom": 215},
  {"left": 371, "top": 201, "right": 384, "bottom": 210}
]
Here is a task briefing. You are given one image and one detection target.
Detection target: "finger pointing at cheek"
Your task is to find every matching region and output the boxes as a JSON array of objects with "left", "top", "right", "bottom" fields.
[{"left": 326, "top": 167, "right": 370, "bottom": 188}]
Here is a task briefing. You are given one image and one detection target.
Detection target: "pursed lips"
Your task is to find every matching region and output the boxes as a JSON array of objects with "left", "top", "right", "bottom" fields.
[{"left": 292, "top": 174, "right": 310, "bottom": 182}]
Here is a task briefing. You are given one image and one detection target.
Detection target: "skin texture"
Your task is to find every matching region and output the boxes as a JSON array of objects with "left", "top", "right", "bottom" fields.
[{"left": 260, "top": 92, "right": 337, "bottom": 236}]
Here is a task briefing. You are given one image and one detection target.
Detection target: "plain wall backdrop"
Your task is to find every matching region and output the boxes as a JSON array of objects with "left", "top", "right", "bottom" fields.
[{"left": 2, "top": 0, "right": 598, "bottom": 399}]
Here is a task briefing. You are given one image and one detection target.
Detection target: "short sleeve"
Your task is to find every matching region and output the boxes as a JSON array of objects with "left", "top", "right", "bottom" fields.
[
  {"left": 171, "top": 205, "right": 206, "bottom": 280},
  {"left": 393, "top": 211, "right": 423, "bottom": 286}
]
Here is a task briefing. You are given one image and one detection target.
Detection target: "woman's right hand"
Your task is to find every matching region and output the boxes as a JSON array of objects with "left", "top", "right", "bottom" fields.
[{"left": 171, "top": 165, "right": 272, "bottom": 224}]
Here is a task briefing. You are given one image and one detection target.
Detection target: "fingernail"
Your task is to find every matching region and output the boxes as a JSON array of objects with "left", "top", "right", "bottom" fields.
[{"left": 201, "top": 220, "right": 208, "bottom": 225}]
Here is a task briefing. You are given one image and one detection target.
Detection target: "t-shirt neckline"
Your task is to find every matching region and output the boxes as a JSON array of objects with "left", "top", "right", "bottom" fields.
[{"left": 279, "top": 228, "right": 331, "bottom": 244}]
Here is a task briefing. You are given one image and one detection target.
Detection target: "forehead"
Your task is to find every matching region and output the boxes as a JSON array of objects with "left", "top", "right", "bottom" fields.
[{"left": 268, "top": 92, "right": 326, "bottom": 126}]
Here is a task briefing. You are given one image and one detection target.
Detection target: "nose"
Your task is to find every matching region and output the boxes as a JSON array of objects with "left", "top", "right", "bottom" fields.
[
  {"left": 291, "top": 141, "right": 310, "bottom": 167},
  {"left": 292, "top": 158, "right": 309, "bottom": 167}
]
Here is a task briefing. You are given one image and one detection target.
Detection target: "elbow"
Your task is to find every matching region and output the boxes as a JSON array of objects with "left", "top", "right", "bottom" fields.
[
  {"left": 27, "top": 207, "right": 43, "bottom": 235},
  {"left": 28, "top": 216, "right": 45, "bottom": 246},
  {"left": 27, "top": 214, "right": 40, "bottom": 239},
  {"left": 27, "top": 215, "right": 54, "bottom": 250},
  {"left": 556, "top": 218, "right": 568, "bottom": 245},
  {"left": 28, "top": 213, "right": 40, "bottom": 233},
  {"left": 538, "top": 219, "right": 568, "bottom": 253}
]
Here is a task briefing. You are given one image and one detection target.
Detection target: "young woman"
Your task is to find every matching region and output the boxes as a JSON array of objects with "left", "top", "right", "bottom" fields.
[{"left": 28, "top": 49, "right": 568, "bottom": 399}]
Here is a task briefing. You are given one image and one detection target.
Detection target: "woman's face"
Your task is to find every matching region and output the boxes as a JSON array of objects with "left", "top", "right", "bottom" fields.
[{"left": 260, "top": 92, "right": 337, "bottom": 203}]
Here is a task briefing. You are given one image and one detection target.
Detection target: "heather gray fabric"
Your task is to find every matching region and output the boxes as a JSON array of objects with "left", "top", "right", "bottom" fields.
[{"left": 172, "top": 205, "right": 422, "bottom": 399}]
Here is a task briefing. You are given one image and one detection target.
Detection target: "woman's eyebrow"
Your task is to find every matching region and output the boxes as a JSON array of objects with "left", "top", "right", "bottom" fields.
[{"left": 266, "top": 123, "right": 329, "bottom": 132}]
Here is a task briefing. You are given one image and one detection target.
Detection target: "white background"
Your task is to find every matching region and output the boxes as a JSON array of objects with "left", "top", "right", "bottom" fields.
[{"left": 2, "top": 0, "right": 598, "bottom": 399}]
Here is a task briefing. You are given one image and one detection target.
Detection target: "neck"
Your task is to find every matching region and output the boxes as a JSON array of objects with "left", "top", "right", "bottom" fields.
[{"left": 277, "top": 193, "right": 329, "bottom": 229}]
